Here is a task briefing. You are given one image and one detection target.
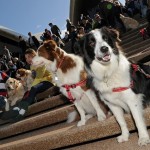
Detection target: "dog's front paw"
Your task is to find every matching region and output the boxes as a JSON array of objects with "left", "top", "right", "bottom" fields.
[
  {"left": 138, "top": 137, "right": 150, "bottom": 146},
  {"left": 11, "top": 101, "right": 16, "bottom": 106},
  {"left": 77, "top": 120, "right": 85, "bottom": 127},
  {"left": 117, "top": 134, "right": 129, "bottom": 143}
]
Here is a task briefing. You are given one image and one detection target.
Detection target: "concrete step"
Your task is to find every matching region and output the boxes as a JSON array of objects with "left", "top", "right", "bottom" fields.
[
  {"left": 0, "top": 104, "right": 74, "bottom": 140},
  {"left": 1, "top": 107, "right": 150, "bottom": 150},
  {"left": 121, "top": 36, "right": 143, "bottom": 49},
  {"left": 123, "top": 38, "right": 150, "bottom": 54},
  {"left": 0, "top": 121, "right": 71, "bottom": 145},
  {"left": 67, "top": 130, "right": 150, "bottom": 150},
  {"left": 27, "top": 94, "right": 69, "bottom": 116},
  {"left": 125, "top": 42, "right": 150, "bottom": 57},
  {"left": 121, "top": 29, "right": 143, "bottom": 44},
  {"left": 121, "top": 32, "right": 140, "bottom": 46},
  {"left": 122, "top": 22, "right": 147, "bottom": 39},
  {"left": 128, "top": 48, "right": 150, "bottom": 63}
]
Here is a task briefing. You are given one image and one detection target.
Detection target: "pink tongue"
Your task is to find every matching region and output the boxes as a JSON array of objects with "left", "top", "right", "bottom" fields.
[{"left": 102, "top": 55, "right": 110, "bottom": 61}]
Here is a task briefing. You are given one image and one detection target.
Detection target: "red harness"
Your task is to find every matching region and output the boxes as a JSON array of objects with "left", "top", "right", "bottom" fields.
[
  {"left": 112, "top": 64, "right": 150, "bottom": 92},
  {"left": 112, "top": 81, "right": 133, "bottom": 92},
  {"left": 55, "top": 55, "right": 87, "bottom": 102},
  {"left": 62, "top": 79, "right": 87, "bottom": 102}
]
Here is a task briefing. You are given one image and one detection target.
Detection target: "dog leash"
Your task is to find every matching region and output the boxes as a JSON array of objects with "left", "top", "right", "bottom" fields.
[
  {"left": 62, "top": 79, "right": 87, "bottom": 102},
  {"left": 132, "top": 64, "right": 150, "bottom": 78}
]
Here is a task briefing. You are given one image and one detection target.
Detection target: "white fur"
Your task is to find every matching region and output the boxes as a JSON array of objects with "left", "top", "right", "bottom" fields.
[
  {"left": 88, "top": 29, "right": 150, "bottom": 146},
  {"left": 32, "top": 50, "right": 106, "bottom": 126}
]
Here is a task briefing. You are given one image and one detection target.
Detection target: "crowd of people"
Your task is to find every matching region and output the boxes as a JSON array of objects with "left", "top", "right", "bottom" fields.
[{"left": 0, "top": 0, "right": 150, "bottom": 122}]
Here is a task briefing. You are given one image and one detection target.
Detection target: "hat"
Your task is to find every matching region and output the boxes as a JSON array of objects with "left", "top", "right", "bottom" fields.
[{"left": 0, "top": 95, "right": 7, "bottom": 109}]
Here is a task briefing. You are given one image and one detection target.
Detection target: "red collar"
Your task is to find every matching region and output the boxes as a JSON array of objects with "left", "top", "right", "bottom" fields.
[
  {"left": 62, "top": 79, "right": 87, "bottom": 102},
  {"left": 55, "top": 57, "right": 65, "bottom": 72}
]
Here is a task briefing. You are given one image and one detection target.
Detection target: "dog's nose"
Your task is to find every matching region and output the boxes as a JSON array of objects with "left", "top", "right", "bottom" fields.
[{"left": 100, "top": 46, "right": 109, "bottom": 53}]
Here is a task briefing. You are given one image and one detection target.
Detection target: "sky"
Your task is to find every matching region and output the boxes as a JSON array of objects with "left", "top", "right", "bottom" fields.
[
  {"left": 0, "top": 0, "right": 70, "bottom": 37},
  {"left": 120, "top": 0, "right": 125, "bottom": 5},
  {"left": 0, "top": 0, "right": 125, "bottom": 37}
]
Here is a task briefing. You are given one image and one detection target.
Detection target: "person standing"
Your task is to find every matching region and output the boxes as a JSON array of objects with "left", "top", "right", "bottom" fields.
[
  {"left": 66, "top": 19, "right": 72, "bottom": 34},
  {"left": 18, "top": 36, "right": 28, "bottom": 60},
  {"left": 3, "top": 46, "right": 11, "bottom": 63},
  {"left": 48, "top": 23, "right": 61, "bottom": 39},
  {"left": 138, "top": 0, "right": 148, "bottom": 18},
  {"left": 28, "top": 32, "right": 40, "bottom": 50}
]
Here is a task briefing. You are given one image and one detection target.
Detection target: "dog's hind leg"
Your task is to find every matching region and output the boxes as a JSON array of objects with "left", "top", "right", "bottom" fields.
[
  {"left": 85, "top": 90, "right": 106, "bottom": 121},
  {"left": 126, "top": 93, "right": 150, "bottom": 146},
  {"left": 74, "top": 101, "right": 86, "bottom": 127},
  {"left": 85, "top": 114, "right": 94, "bottom": 121},
  {"left": 107, "top": 103, "right": 130, "bottom": 143}
]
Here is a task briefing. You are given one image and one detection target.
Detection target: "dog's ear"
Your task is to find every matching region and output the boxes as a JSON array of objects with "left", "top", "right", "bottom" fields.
[
  {"left": 14, "top": 79, "right": 19, "bottom": 88},
  {"left": 43, "top": 40, "right": 57, "bottom": 52},
  {"left": 75, "top": 36, "right": 85, "bottom": 56},
  {"left": 38, "top": 40, "right": 57, "bottom": 61},
  {"left": 101, "top": 27, "right": 121, "bottom": 42}
]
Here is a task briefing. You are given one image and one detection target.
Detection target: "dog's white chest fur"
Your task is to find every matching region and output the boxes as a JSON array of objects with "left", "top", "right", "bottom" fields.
[{"left": 92, "top": 54, "right": 132, "bottom": 111}]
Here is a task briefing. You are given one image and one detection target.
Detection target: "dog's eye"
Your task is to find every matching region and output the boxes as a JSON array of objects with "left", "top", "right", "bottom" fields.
[
  {"left": 89, "top": 37, "right": 95, "bottom": 46},
  {"left": 102, "top": 35, "right": 108, "bottom": 41},
  {"left": 89, "top": 41, "right": 95, "bottom": 47}
]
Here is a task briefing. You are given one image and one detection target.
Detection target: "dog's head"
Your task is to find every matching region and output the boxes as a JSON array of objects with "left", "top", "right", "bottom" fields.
[
  {"left": 78, "top": 27, "right": 121, "bottom": 68},
  {"left": 32, "top": 40, "right": 58, "bottom": 68},
  {"left": 38, "top": 40, "right": 58, "bottom": 61},
  {"left": 16, "top": 68, "right": 31, "bottom": 79},
  {"left": 32, "top": 40, "right": 73, "bottom": 73},
  {"left": 6, "top": 78, "right": 20, "bottom": 91}
]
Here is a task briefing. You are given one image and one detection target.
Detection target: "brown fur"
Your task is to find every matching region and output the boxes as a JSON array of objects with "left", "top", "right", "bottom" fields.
[
  {"left": 35, "top": 40, "right": 110, "bottom": 125},
  {"left": 5, "top": 78, "right": 26, "bottom": 107},
  {"left": 38, "top": 40, "right": 76, "bottom": 74},
  {"left": 16, "top": 68, "right": 34, "bottom": 91}
]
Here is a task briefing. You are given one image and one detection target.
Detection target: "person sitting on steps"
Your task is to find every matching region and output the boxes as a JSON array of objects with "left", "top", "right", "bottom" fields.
[{"left": 2, "top": 49, "right": 59, "bottom": 122}]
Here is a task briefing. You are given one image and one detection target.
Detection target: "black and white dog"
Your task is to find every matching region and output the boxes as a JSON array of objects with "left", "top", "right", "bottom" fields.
[{"left": 78, "top": 27, "right": 150, "bottom": 146}]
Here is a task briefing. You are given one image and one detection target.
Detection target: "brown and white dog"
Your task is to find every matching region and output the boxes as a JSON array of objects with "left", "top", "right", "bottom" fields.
[
  {"left": 16, "top": 68, "right": 34, "bottom": 91},
  {"left": 32, "top": 40, "right": 107, "bottom": 126},
  {"left": 5, "top": 78, "right": 26, "bottom": 107}
]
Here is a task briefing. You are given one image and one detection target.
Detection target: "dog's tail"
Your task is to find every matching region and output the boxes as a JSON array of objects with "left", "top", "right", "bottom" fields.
[{"left": 66, "top": 110, "right": 78, "bottom": 123}]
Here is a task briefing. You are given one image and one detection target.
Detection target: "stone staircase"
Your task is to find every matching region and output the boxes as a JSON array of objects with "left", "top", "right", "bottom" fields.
[{"left": 0, "top": 17, "right": 150, "bottom": 150}]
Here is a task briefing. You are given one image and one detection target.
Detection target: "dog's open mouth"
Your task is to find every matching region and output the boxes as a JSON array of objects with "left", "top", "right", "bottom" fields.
[{"left": 96, "top": 53, "right": 111, "bottom": 62}]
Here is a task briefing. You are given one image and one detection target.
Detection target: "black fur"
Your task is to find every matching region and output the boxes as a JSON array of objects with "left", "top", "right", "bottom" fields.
[
  {"left": 78, "top": 27, "right": 120, "bottom": 69},
  {"left": 79, "top": 33, "right": 96, "bottom": 68},
  {"left": 78, "top": 27, "right": 150, "bottom": 107},
  {"left": 131, "top": 64, "right": 150, "bottom": 106}
]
